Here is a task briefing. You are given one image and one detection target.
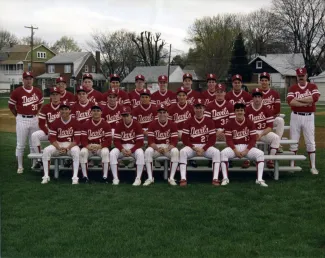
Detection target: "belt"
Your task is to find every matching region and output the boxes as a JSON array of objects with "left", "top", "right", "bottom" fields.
[
  {"left": 21, "top": 115, "right": 35, "bottom": 118},
  {"left": 293, "top": 112, "right": 312, "bottom": 116}
]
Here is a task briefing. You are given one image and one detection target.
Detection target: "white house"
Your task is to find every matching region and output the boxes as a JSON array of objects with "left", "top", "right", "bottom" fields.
[{"left": 310, "top": 71, "right": 325, "bottom": 102}]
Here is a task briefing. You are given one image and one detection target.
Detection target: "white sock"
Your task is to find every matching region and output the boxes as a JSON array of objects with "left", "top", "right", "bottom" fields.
[
  {"left": 17, "top": 156, "right": 23, "bottom": 169},
  {"left": 111, "top": 165, "right": 118, "bottom": 179},
  {"left": 257, "top": 162, "right": 264, "bottom": 181},
  {"left": 170, "top": 162, "right": 178, "bottom": 180},
  {"left": 145, "top": 162, "right": 153, "bottom": 180},
  {"left": 213, "top": 162, "right": 221, "bottom": 180},
  {"left": 180, "top": 164, "right": 186, "bottom": 180},
  {"left": 309, "top": 152, "right": 316, "bottom": 169},
  {"left": 221, "top": 162, "right": 228, "bottom": 179},
  {"left": 80, "top": 163, "right": 88, "bottom": 177},
  {"left": 270, "top": 148, "right": 277, "bottom": 156},
  {"left": 42, "top": 159, "right": 49, "bottom": 178},
  {"left": 136, "top": 165, "right": 144, "bottom": 179},
  {"left": 72, "top": 159, "right": 79, "bottom": 179},
  {"left": 103, "top": 163, "right": 109, "bottom": 178}
]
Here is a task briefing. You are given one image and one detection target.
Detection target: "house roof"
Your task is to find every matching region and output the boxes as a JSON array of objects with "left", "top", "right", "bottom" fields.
[
  {"left": 310, "top": 71, "right": 325, "bottom": 82},
  {"left": 82, "top": 73, "right": 106, "bottom": 81},
  {"left": 36, "top": 73, "right": 61, "bottom": 79},
  {"left": 0, "top": 45, "right": 31, "bottom": 53},
  {"left": 0, "top": 60, "right": 23, "bottom": 65},
  {"left": 249, "top": 53, "right": 305, "bottom": 76},
  {"left": 122, "top": 66, "right": 182, "bottom": 83}
]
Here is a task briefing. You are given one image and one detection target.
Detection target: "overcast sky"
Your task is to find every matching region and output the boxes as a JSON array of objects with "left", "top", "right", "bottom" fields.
[{"left": 1, "top": 0, "right": 272, "bottom": 53}]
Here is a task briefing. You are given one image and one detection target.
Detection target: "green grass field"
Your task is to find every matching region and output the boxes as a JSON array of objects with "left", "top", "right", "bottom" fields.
[{"left": 1, "top": 130, "right": 325, "bottom": 257}]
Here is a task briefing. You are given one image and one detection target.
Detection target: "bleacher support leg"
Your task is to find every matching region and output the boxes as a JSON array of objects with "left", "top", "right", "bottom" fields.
[
  {"left": 54, "top": 159, "right": 59, "bottom": 179},
  {"left": 164, "top": 160, "right": 168, "bottom": 180},
  {"left": 274, "top": 161, "right": 279, "bottom": 180}
]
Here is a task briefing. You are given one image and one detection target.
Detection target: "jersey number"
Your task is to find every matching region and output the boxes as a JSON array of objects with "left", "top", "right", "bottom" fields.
[
  {"left": 32, "top": 104, "right": 38, "bottom": 111},
  {"left": 257, "top": 123, "right": 266, "bottom": 130},
  {"left": 201, "top": 135, "right": 208, "bottom": 143},
  {"left": 67, "top": 137, "right": 72, "bottom": 142},
  {"left": 221, "top": 118, "right": 228, "bottom": 126}
]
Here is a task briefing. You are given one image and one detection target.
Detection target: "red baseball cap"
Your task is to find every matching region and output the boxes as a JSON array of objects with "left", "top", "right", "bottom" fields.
[
  {"left": 121, "top": 106, "right": 132, "bottom": 115},
  {"left": 76, "top": 85, "right": 87, "bottom": 93},
  {"left": 260, "top": 72, "right": 270, "bottom": 80},
  {"left": 193, "top": 98, "right": 205, "bottom": 106},
  {"left": 135, "top": 74, "right": 145, "bottom": 81},
  {"left": 83, "top": 73, "right": 93, "bottom": 80},
  {"left": 56, "top": 76, "right": 66, "bottom": 83},
  {"left": 157, "top": 104, "right": 168, "bottom": 112},
  {"left": 110, "top": 74, "right": 120, "bottom": 82},
  {"left": 183, "top": 73, "right": 193, "bottom": 81},
  {"left": 176, "top": 87, "right": 187, "bottom": 95},
  {"left": 50, "top": 86, "right": 60, "bottom": 94},
  {"left": 107, "top": 89, "right": 118, "bottom": 96},
  {"left": 232, "top": 74, "right": 242, "bottom": 82},
  {"left": 215, "top": 83, "right": 226, "bottom": 92},
  {"left": 23, "top": 71, "right": 33, "bottom": 79},
  {"left": 207, "top": 73, "right": 217, "bottom": 81},
  {"left": 158, "top": 75, "right": 168, "bottom": 82},
  {"left": 296, "top": 67, "right": 307, "bottom": 76},
  {"left": 59, "top": 101, "right": 71, "bottom": 109},
  {"left": 140, "top": 88, "right": 151, "bottom": 97}
]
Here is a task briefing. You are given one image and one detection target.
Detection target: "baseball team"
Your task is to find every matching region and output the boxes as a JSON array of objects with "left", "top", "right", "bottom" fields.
[{"left": 8, "top": 68, "right": 321, "bottom": 186}]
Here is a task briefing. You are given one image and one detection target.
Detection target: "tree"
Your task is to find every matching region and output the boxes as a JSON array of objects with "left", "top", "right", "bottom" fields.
[
  {"left": 228, "top": 32, "right": 252, "bottom": 82},
  {"left": 131, "top": 31, "right": 168, "bottom": 66},
  {"left": 272, "top": 0, "right": 325, "bottom": 75},
  {"left": 52, "top": 36, "right": 81, "bottom": 53},
  {"left": 171, "top": 54, "right": 188, "bottom": 69},
  {"left": 0, "top": 29, "right": 19, "bottom": 49},
  {"left": 20, "top": 36, "right": 50, "bottom": 47}
]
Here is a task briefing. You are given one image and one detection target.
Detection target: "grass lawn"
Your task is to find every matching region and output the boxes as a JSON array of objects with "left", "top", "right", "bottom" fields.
[{"left": 1, "top": 132, "right": 325, "bottom": 257}]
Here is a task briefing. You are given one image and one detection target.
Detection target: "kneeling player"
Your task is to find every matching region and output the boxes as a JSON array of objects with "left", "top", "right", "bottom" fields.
[
  {"left": 220, "top": 103, "right": 267, "bottom": 187},
  {"left": 80, "top": 105, "right": 112, "bottom": 183},
  {"left": 144, "top": 104, "right": 179, "bottom": 186}
]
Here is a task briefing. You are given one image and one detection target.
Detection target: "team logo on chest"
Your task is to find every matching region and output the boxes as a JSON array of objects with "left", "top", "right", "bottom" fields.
[
  {"left": 154, "top": 129, "right": 170, "bottom": 140},
  {"left": 106, "top": 112, "right": 121, "bottom": 123},
  {"left": 295, "top": 89, "right": 311, "bottom": 99},
  {"left": 58, "top": 127, "right": 74, "bottom": 138},
  {"left": 212, "top": 107, "right": 229, "bottom": 119},
  {"left": 121, "top": 130, "right": 135, "bottom": 141},
  {"left": 233, "top": 127, "right": 249, "bottom": 139},
  {"left": 76, "top": 109, "right": 91, "bottom": 120},
  {"left": 173, "top": 111, "right": 191, "bottom": 122},
  {"left": 190, "top": 125, "right": 208, "bottom": 137},
  {"left": 248, "top": 112, "right": 266, "bottom": 123},
  {"left": 88, "top": 128, "right": 104, "bottom": 140},
  {"left": 22, "top": 93, "right": 39, "bottom": 106},
  {"left": 47, "top": 111, "right": 60, "bottom": 123},
  {"left": 138, "top": 113, "right": 154, "bottom": 123}
]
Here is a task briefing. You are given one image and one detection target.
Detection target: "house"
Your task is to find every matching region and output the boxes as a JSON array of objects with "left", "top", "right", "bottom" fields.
[
  {"left": 310, "top": 71, "right": 325, "bottom": 102},
  {"left": 36, "top": 51, "right": 106, "bottom": 92},
  {"left": 0, "top": 44, "right": 56, "bottom": 90},
  {"left": 121, "top": 66, "right": 200, "bottom": 92},
  {"left": 249, "top": 53, "right": 305, "bottom": 88}
]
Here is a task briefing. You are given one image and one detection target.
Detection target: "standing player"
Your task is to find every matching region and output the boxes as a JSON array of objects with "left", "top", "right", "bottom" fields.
[
  {"left": 129, "top": 74, "right": 145, "bottom": 108},
  {"left": 202, "top": 73, "right": 217, "bottom": 106},
  {"left": 71, "top": 86, "right": 93, "bottom": 123},
  {"left": 182, "top": 73, "right": 201, "bottom": 105},
  {"left": 109, "top": 106, "right": 145, "bottom": 186},
  {"left": 8, "top": 71, "right": 43, "bottom": 174},
  {"left": 287, "top": 67, "right": 321, "bottom": 174},
  {"left": 246, "top": 91, "right": 280, "bottom": 168},
  {"left": 220, "top": 103, "right": 267, "bottom": 187},
  {"left": 179, "top": 99, "right": 221, "bottom": 186},
  {"left": 56, "top": 76, "right": 75, "bottom": 105},
  {"left": 80, "top": 105, "right": 112, "bottom": 183},
  {"left": 41, "top": 101, "right": 81, "bottom": 184},
  {"left": 144, "top": 104, "right": 179, "bottom": 186},
  {"left": 102, "top": 74, "right": 130, "bottom": 106},
  {"left": 151, "top": 75, "right": 176, "bottom": 107},
  {"left": 79, "top": 73, "right": 103, "bottom": 104}
]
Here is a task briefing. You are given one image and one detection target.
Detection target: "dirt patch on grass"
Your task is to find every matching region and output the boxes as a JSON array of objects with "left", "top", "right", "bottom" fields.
[{"left": 316, "top": 111, "right": 325, "bottom": 115}]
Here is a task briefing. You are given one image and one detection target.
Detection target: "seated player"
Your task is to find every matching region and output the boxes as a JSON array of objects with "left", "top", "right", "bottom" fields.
[
  {"left": 179, "top": 98, "right": 221, "bottom": 186},
  {"left": 151, "top": 75, "right": 176, "bottom": 107},
  {"left": 56, "top": 76, "right": 75, "bottom": 105},
  {"left": 202, "top": 73, "right": 217, "bottom": 106},
  {"left": 129, "top": 74, "right": 145, "bottom": 108},
  {"left": 41, "top": 101, "right": 81, "bottom": 185},
  {"left": 144, "top": 104, "right": 179, "bottom": 186},
  {"left": 80, "top": 104, "right": 112, "bottom": 183},
  {"left": 71, "top": 86, "right": 93, "bottom": 123},
  {"left": 109, "top": 106, "right": 145, "bottom": 186},
  {"left": 220, "top": 103, "right": 267, "bottom": 187}
]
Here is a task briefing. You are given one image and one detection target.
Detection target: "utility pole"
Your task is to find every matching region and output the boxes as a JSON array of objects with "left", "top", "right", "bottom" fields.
[
  {"left": 24, "top": 25, "right": 38, "bottom": 72},
  {"left": 167, "top": 44, "right": 172, "bottom": 88}
]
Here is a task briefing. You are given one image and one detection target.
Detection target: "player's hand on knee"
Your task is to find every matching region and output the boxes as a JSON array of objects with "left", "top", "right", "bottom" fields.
[
  {"left": 196, "top": 148, "right": 204, "bottom": 156},
  {"left": 59, "top": 148, "right": 67, "bottom": 155},
  {"left": 234, "top": 149, "right": 242, "bottom": 158},
  {"left": 241, "top": 149, "right": 249, "bottom": 157}
]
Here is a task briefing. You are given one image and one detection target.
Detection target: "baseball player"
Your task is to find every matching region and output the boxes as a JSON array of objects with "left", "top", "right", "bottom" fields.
[
  {"left": 71, "top": 86, "right": 93, "bottom": 123},
  {"left": 30, "top": 87, "right": 61, "bottom": 168},
  {"left": 246, "top": 91, "right": 280, "bottom": 168},
  {"left": 220, "top": 103, "right": 267, "bottom": 187},
  {"left": 80, "top": 105, "right": 112, "bottom": 183},
  {"left": 182, "top": 73, "right": 202, "bottom": 105},
  {"left": 251, "top": 72, "right": 285, "bottom": 152},
  {"left": 41, "top": 101, "right": 81, "bottom": 184},
  {"left": 287, "top": 67, "right": 321, "bottom": 175},
  {"left": 109, "top": 106, "right": 145, "bottom": 186},
  {"left": 102, "top": 74, "right": 130, "bottom": 106},
  {"left": 129, "top": 74, "right": 145, "bottom": 108},
  {"left": 78, "top": 73, "right": 103, "bottom": 104},
  {"left": 102, "top": 89, "right": 123, "bottom": 132},
  {"left": 202, "top": 73, "right": 217, "bottom": 106},
  {"left": 151, "top": 75, "right": 176, "bottom": 107},
  {"left": 8, "top": 71, "right": 44, "bottom": 174},
  {"left": 56, "top": 76, "right": 75, "bottom": 105},
  {"left": 144, "top": 104, "right": 179, "bottom": 186},
  {"left": 179, "top": 98, "right": 221, "bottom": 186}
]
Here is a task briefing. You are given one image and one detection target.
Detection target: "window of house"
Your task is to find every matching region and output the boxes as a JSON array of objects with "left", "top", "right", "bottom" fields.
[
  {"left": 84, "top": 65, "right": 88, "bottom": 72},
  {"left": 92, "top": 65, "right": 96, "bottom": 73},
  {"left": 70, "top": 79, "right": 74, "bottom": 87},
  {"left": 256, "top": 61, "right": 263, "bottom": 69},
  {"left": 48, "top": 65, "right": 55, "bottom": 73},
  {"left": 37, "top": 52, "right": 46, "bottom": 59},
  {"left": 64, "top": 65, "right": 71, "bottom": 73}
]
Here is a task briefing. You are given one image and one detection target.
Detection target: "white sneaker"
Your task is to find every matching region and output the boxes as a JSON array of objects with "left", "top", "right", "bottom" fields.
[
  {"left": 132, "top": 178, "right": 141, "bottom": 186},
  {"left": 221, "top": 178, "right": 229, "bottom": 186},
  {"left": 310, "top": 168, "right": 319, "bottom": 175},
  {"left": 41, "top": 177, "right": 50, "bottom": 184},
  {"left": 17, "top": 168, "right": 24, "bottom": 174},
  {"left": 143, "top": 178, "right": 154, "bottom": 186},
  {"left": 168, "top": 178, "right": 177, "bottom": 186},
  {"left": 256, "top": 180, "right": 268, "bottom": 187},
  {"left": 72, "top": 178, "right": 79, "bottom": 185},
  {"left": 112, "top": 178, "right": 120, "bottom": 185},
  {"left": 127, "top": 161, "right": 135, "bottom": 168}
]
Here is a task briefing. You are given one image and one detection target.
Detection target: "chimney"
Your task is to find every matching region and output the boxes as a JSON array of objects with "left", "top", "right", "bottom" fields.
[{"left": 96, "top": 51, "right": 100, "bottom": 74}]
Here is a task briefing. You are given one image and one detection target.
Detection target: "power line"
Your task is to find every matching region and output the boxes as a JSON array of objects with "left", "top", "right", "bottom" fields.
[{"left": 24, "top": 25, "right": 38, "bottom": 72}]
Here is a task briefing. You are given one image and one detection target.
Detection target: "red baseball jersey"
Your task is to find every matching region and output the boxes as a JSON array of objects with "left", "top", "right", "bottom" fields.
[
  {"left": 71, "top": 100, "right": 92, "bottom": 123},
  {"left": 80, "top": 118, "right": 112, "bottom": 148},
  {"left": 186, "top": 89, "right": 202, "bottom": 105},
  {"left": 150, "top": 90, "right": 176, "bottom": 107},
  {"left": 147, "top": 120, "right": 178, "bottom": 146},
  {"left": 205, "top": 100, "right": 235, "bottom": 129},
  {"left": 246, "top": 104, "right": 274, "bottom": 131},
  {"left": 182, "top": 116, "right": 216, "bottom": 151},
  {"left": 101, "top": 103, "right": 123, "bottom": 129},
  {"left": 114, "top": 119, "right": 144, "bottom": 152},
  {"left": 286, "top": 83, "right": 320, "bottom": 112},
  {"left": 224, "top": 117, "right": 257, "bottom": 150},
  {"left": 102, "top": 89, "right": 130, "bottom": 106},
  {"left": 49, "top": 116, "right": 81, "bottom": 144},
  {"left": 74, "top": 88, "right": 103, "bottom": 104},
  {"left": 60, "top": 90, "right": 75, "bottom": 105},
  {"left": 251, "top": 88, "right": 281, "bottom": 116},
  {"left": 129, "top": 89, "right": 144, "bottom": 108},
  {"left": 38, "top": 103, "right": 61, "bottom": 134},
  {"left": 167, "top": 102, "right": 194, "bottom": 131},
  {"left": 132, "top": 104, "right": 157, "bottom": 130},
  {"left": 225, "top": 90, "right": 252, "bottom": 106},
  {"left": 8, "top": 86, "right": 44, "bottom": 115},
  {"left": 201, "top": 90, "right": 215, "bottom": 106}
]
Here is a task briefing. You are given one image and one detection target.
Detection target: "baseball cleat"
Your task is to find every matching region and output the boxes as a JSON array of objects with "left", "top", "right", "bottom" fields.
[
  {"left": 132, "top": 178, "right": 141, "bottom": 186},
  {"left": 221, "top": 178, "right": 229, "bottom": 186},
  {"left": 168, "top": 178, "right": 177, "bottom": 186},
  {"left": 241, "top": 160, "right": 250, "bottom": 168},
  {"left": 256, "top": 180, "right": 268, "bottom": 187},
  {"left": 81, "top": 177, "right": 90, "bottom": 184},
  {"left": 310, "top": 168, "right": 319, "bottom": 175},
  {"left": 143, "top": 178, "right": 154, "bottom": 186},
  {"left": 212, "top": 179, "right": 220, "bottom": 186},
  {"left": 17, "top": 168, "right": 24, "bottom": 174},
  {"left": 179, "top": 179, "right": 187, "bottom": 187},
  {"left": 41, "top": 177, "right": 50, "bottom": 184},
  {"left": 31, "top": 161, "right": 42, "bottom": 169},
  {"left": 112, "top": 178, "right": 120, "bottom": 185},
  {"left": 102, "top": 177, "right": 109, "bottom": 184},
  {"left": 72, "top": 178, "right": 79, "bottom": 185}
]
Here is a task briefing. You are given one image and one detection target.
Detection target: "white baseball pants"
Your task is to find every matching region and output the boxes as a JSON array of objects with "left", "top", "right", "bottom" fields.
[
  {"left": 273, "top": 116, "right": 284, "bottom": 138},
  {"left": 257, "top": 130, "right": 280, "bottom": 155},
  {"left": 80, "top": 147, "right": 110, "bottom": 178}
]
